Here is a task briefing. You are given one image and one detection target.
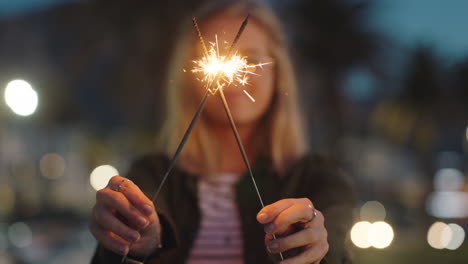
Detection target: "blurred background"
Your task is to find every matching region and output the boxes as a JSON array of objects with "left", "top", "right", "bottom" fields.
[{"left": 0, "top": 0, "right": 467, "bottom": 263}]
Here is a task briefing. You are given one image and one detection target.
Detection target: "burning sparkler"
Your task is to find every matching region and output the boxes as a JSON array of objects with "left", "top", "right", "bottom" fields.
[
  {"left": 191, "top": 15, "right": 283, "bottom": 261},
  {"left": 191, "top": 34, "right": 270, "bottom": 98}
]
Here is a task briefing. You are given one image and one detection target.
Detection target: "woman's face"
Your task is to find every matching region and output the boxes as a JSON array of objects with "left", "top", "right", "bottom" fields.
[{"left": 190, "top": 14, "right": 275, "bottom": 127}]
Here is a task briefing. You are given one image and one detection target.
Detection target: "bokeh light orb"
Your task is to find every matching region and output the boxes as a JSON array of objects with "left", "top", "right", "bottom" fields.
[
  {"left": 4, "top": 80, "right": 38, "bottom": 116},
  {"left": 360, "top": 201, "right": 386, "bottom": 222},
  {"left": 434, "top": 168, "right": 464, "bottom": 192},
  {"left": 350, "top": 221, "right": 372, "bottom": 248},
  {"left": 7, "top": 222, "right": 32, "bottom": 248},
  {"left": 427, "top": 222, "right": 452, "bottom": 249},
  {"left": 40, "top": 153, "right": 66, "bottom": 180},
  {"left": 446, "top": 223, "right": 465, "bottom": 250},
  {"left": 90, "top": 165, "right": 119, "bottom": 191},
  {"left": 368, "top": 221, "right": 394, "bottom": 249}
]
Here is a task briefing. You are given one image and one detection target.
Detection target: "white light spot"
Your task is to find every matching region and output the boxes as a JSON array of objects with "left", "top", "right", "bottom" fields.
[
  {"left": 350, "top": 221, "right": 372, "bottom": 248},
  {"left": 8, "top": 222, "right": 32, "bottom": 248},
  {"left": 90, "top": 165, "right": 119, "bottom": 191},
  {"left": 427, "top": 222, "right": 452, "bottom": 249},
  {"left": 434, "top": 168, "right": 464, "bottom": 191},
  {"left": 4, "top": 80, "right": 38, "bottom": 116},
  {"left": 446, "top": 223, "right": 465, "bottom": 250},
  {"left": 426, "top": 191, "right": 468, "bottom": 219},
  {"left": 368, "top": 221, "right": 394, "bottom": 249}
]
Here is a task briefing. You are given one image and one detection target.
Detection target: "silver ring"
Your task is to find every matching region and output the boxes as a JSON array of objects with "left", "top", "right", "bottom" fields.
[
  {"left": 305, "top": 207, "right": 317, "bottom": 223},
  {"left": 115, "top": 179, "right": 130, "bottom": 192}
]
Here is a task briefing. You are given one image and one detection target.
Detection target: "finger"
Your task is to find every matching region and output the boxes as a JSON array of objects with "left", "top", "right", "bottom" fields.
[
  {"left": 266, "top": 226, "right": 327, "bottom": 254},
  {"left": 265, "top": 203, "right": 316, "bottom": 234},
  {"left": 279, "top": 241, "right": 329, "bottom": 264},
  {"left": 257, "top": 198, "right": 312, "bottom": 224},
  {"left": 108, "top": 176, "right": 154, "bottom": 216},
  {"left": 96, "top": 188, "right": 150, "bottom": 229},
  {"left": 301, "top": 209, "right": 324, "bottom": 229},
  {"left": 89, "top": 220, "right": 130, "bottom": 256},
  {"left": 93, "top": 204, "right": 140, "bottom": 243}
]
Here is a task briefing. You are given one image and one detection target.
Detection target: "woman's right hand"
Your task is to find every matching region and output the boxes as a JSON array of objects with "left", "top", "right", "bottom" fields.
[{"left": 89, "top": 175, "right": 162, "bottom": 257}]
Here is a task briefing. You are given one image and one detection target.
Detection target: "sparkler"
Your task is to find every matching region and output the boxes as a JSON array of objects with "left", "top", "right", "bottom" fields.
[
  {"left": 191, "top": 15, "right": 284, "bottom": 261},
  {"left": 123, "top": 14, "right": 281, "bottom": 263}
]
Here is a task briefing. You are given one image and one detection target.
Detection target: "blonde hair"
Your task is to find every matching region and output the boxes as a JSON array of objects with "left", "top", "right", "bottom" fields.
[{"left": 159, "top": 0, "right": 308, "bottom": 176}]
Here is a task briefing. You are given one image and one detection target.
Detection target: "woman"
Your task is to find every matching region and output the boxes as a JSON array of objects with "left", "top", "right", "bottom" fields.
[{"left": 90, "top": 1, "right": 356, "bottom": 263}]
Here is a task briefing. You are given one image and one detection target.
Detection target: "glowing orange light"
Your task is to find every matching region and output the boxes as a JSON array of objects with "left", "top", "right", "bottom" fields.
[{"left": 192, "top": 35, "right": 270, "bottom": 100}]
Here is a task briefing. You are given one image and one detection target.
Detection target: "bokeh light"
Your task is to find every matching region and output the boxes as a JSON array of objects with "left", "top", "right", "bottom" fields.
[
  {"left": 427, "top": 222, "right": 452, "bottom": 249},
  {"left": 351, "top": 221, "right": 372, "bottom": 248},
  {"left": 351, "top": 221, "right": 394, "bottom": 249},
  {"left": 7, "top": 222, "right": 32, "bottom": 248},
  {"left": 426, "top": 191, "right": 468, "bottom": 219},
  {"left": 446, "top": 223, "right": 465, "bottom": 250},
  {"left": 89, "top": 165, "right": 119, "bottom": 191},
  {"left": 434, "top": 168, "right": 464, "bottom": 191},
  {"left": 40, "top": 153, "right": 66, "bottom": 180},
  {"left": 360, "top": 201, "right": 386, "bottom": 222},
  {"left": 368, "top": 221, "right": 394, "bottom": 249},
  {"left": 4, "top": 79, "right": 38, "bottom": 116}
]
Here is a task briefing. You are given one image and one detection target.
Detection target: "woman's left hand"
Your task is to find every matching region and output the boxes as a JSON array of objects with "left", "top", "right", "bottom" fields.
[{"left": 256, "top": 198, "right": 328, "bottom": 264}]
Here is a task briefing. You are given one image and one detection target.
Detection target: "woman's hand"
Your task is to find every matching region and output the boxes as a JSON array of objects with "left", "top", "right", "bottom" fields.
[
  {"left": 89, "top": 176, "right": 161, "bottom": 257},
  {"left": 257, "top": 198, "right": 328, "bottom": 264}
]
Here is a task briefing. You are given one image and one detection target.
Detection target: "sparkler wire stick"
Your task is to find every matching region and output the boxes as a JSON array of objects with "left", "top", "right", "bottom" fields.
[
  {"left": 121, "top": 89, "right": 211, "bottom": 264},
  {"left": 197, "top": 13, "right": 284, "bottom": 262},
  {"left": 218, "top": 13, "right": 284, "bottom": 262},
  {"left": 218, "top": 89, "right": 284, "bottom": 261},
  {"left": 192, "top": 16, "right": 209, "bottom": 57}
]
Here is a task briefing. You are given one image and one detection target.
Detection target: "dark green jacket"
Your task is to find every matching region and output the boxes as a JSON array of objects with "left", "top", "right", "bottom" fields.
[{"left": 91, "top": 153, "right": 356, "bottom": 264}]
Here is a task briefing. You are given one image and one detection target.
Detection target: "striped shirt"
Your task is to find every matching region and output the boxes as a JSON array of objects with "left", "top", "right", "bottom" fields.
[{"left": 186, "top": 173, "right": 244, "bottom": 264}]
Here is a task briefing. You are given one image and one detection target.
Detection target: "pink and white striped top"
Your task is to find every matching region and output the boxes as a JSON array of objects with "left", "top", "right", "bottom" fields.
[{"left": 186, "top": 173, "right": 244, "bottom": 264}]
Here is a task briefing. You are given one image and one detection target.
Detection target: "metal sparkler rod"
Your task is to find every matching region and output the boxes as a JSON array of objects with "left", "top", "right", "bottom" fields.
[
  {"left": 218, "top": 89, "right": 264, "bottom": 207},
  {"left": 122, "top": 89, "right": 211, "bottom": 264},
  {"left": 192, "top": 16, "right": 209, "bottom": 57},
  {"left": 218, "top": 13, "right": 284, "bottom": 261},
  {"left": 218, "top": 89, "right": 284, "bottom": 261},
  {"left": 227, "top": 14, "right": 250, "bottom": 56}
]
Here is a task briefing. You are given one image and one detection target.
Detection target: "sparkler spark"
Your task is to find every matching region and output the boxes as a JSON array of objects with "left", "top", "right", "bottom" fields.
[
  {"left": 243, "top": 89, "right": 255, "bottom": 102},
  {"left": 191, "top": 35, "right": 270, "bottom": 98}
]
